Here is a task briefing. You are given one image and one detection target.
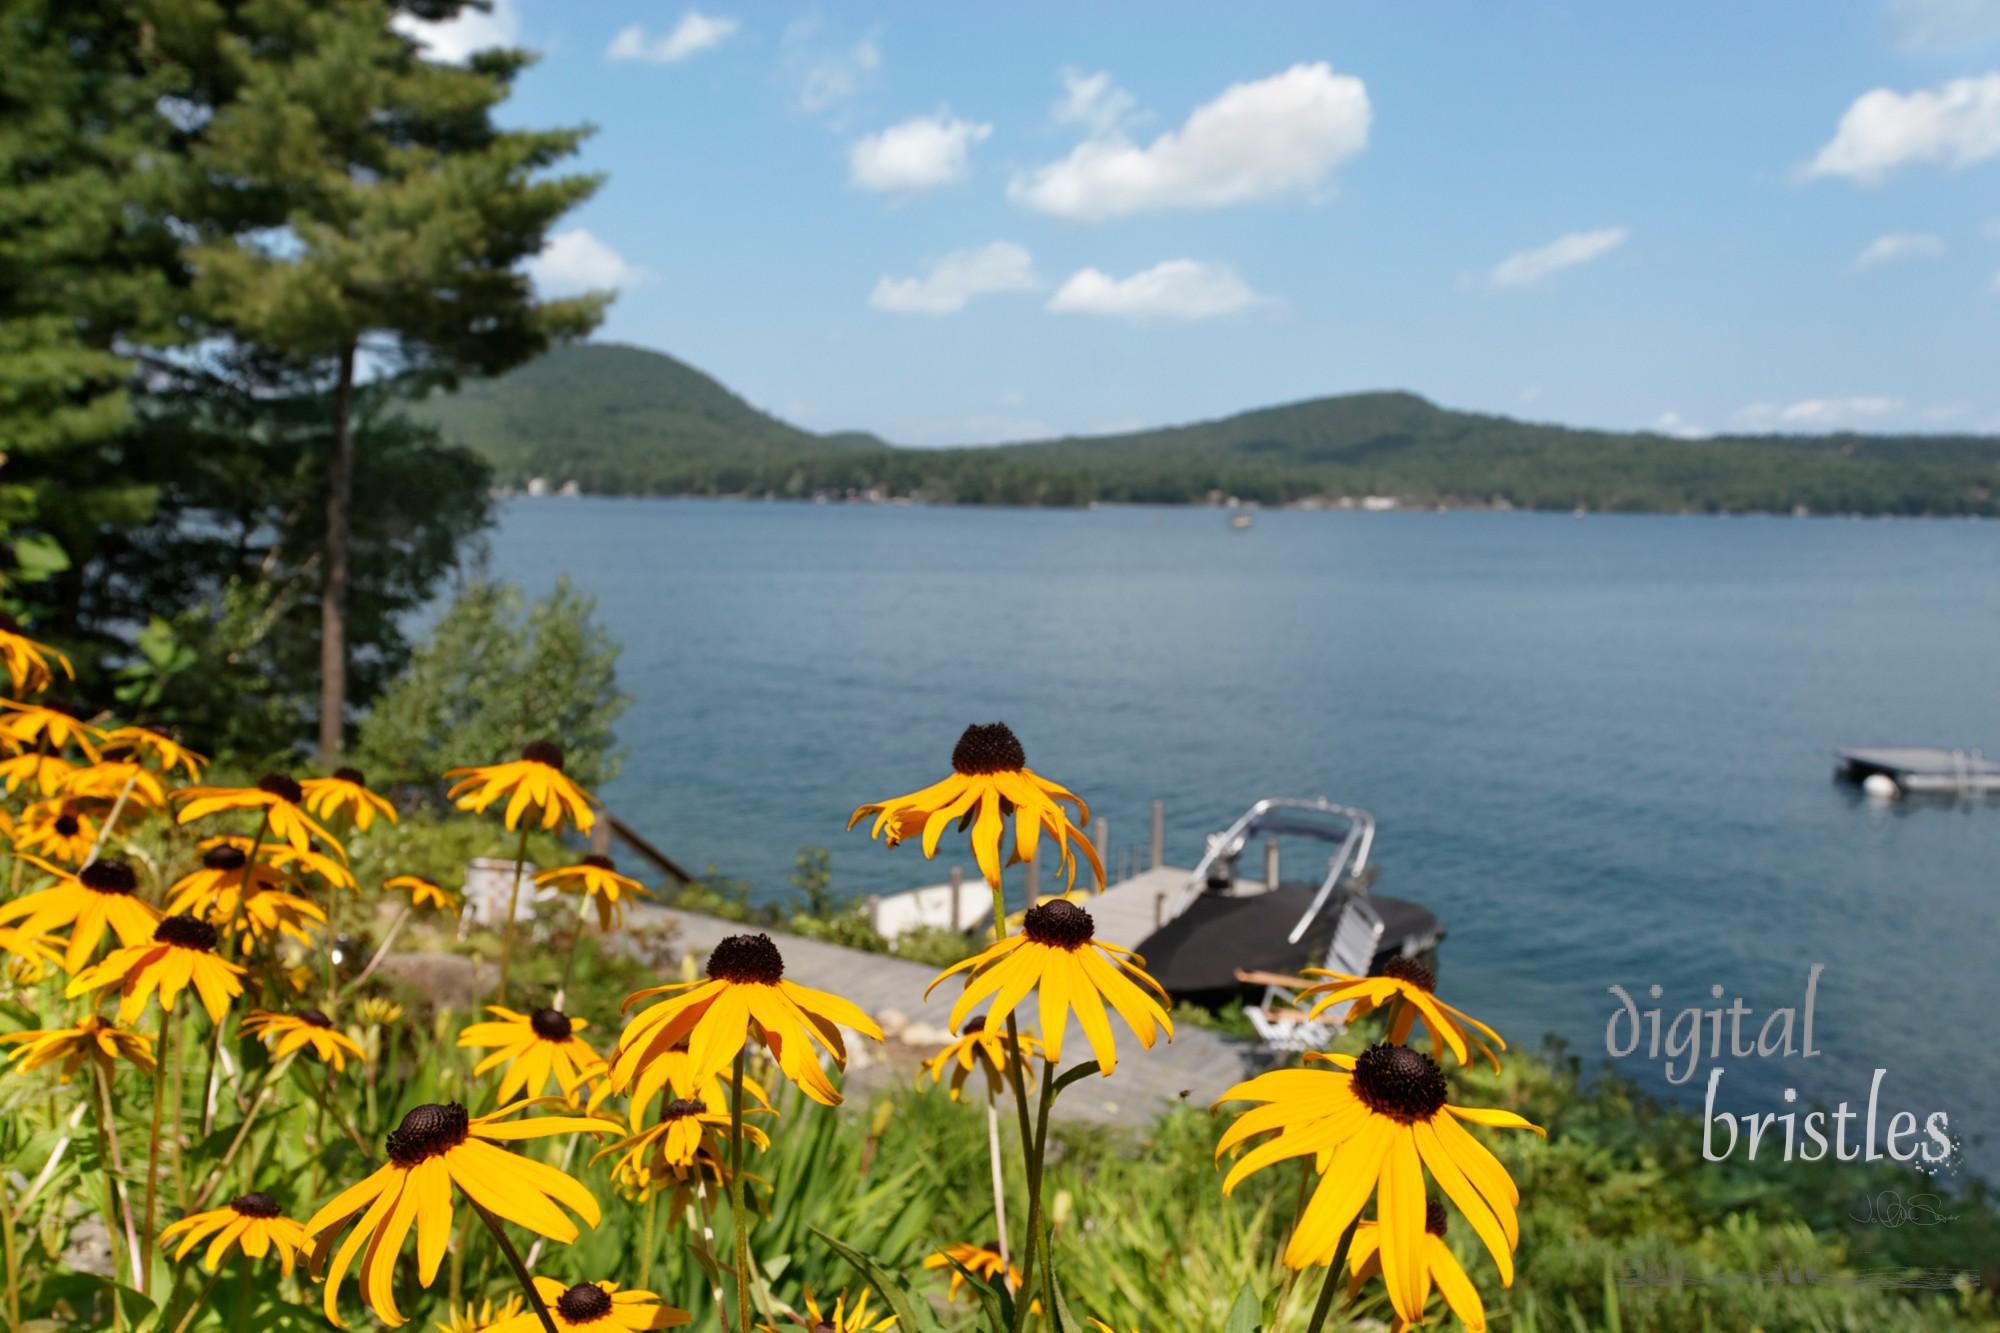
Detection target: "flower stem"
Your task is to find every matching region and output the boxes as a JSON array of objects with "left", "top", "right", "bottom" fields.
[
  {"left": 1301, "top": 1218, "right": 1362, "bottom": 1333},
  {"left": 985, "top": 1097, "right": 1010, "bottom": 1271},
  {"left": 92, "top": 1063, "right": 143, "bottom": 1289},
  {"left": 1009, "top": 1053, "right": 1058, "bottom": 1333},
  {"left": 341, "top": 905, "right": 411, "bottom": 995},
  {"left": 470, "top": 1199, "right": 560, "bottom": 1333},
  {"left": 81, "top": 771, "right": 140, "bottom": 870},
  {"left": 495, "top": 824, "right": 532, "bottom": 1006},
  {"left": 638, "top": 1192, "right": 657, "bottom": 1290},
  {"left": 728, "top": 1045, "right": 752, "bottom": 1333},
  {"left": 141, "top": 1005, "right": 174, "bottom": 1294},
  {"left": 166, "top": 1262, "right": 225, "bottom": 1333},
  {"left": 3, "top": 1162, "right": 23, "bottom": 1333}
]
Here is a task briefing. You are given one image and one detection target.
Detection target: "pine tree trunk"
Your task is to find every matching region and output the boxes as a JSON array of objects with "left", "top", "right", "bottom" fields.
[{"left": 318, "top": 343, "right": 357, "bottom": 765}]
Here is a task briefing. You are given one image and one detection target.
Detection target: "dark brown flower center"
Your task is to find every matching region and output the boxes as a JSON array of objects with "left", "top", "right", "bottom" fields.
[
  {"left": 230, "top": 1192, "right": 281, "bottom": 1219},
  {"left": 257, "top": 772, "right": 303, "bottom": 804},
  {"left": 385, "top": 1102, "right": 470, "bottom": 1166},
  {"left": 529, "top": 1008, "right": 573, "bottom": 1041},
  {"left": 154, "top": 914, "right": 218, "bottom": 952},
  {"left": 963, "top": 1014, "right": 988, "bottom": 1034},
  {"left": 952, "top": 722, "right": 1026, "bottom": 775},
  {"left": 582, "top": 854, "right": 615, "bottom": 871},
  {"left": 814, "top": 1324, "right": 836, "bottom": 1333},
  {"left": 661, "top": 1097, "right": 707, "bottom": 1119},
  {"left": 1382, "top": 956, "right": 1436, "bottom": 993},
  {"left": 707, "top": 933, "right": 784, "bottom": 984},
  {"left": 555, "top": 1282, "right": 614, "bottom": 1322},
  {"left": 79, "top": 860, "right": 138, "bottom": 895},
  {"left": 1022, "top": 899, "right": 1093, "bottom": 950},
  {"left": 333, "top": 766, "right": 366, "bottom": 787},
  {"left": 1351, "top": 1043, "right": 1448, "bottom": 1123},
  {"left": 0, "top": 611, "right": 19, "bottom": 634},
  {"left": 521, "top": 739, "right": 565, "bottom": 771},
  {"left": 54, "top": 815, "right": 80, "bottom": 836},
  {"left": 1425, "top": 1197, "right": 1447, "bottom": 1237},
  {"left": 203, "top": 845, "right": 248, "bottom": 871},
  {"left": 298, "top": 1008, "right": 333, "bottom": 1028}
]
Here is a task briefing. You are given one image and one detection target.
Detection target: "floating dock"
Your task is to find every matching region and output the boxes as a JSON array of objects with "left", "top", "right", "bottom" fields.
[{"left": 1834, "top": 747, "right": 2000, "bottom": 795}]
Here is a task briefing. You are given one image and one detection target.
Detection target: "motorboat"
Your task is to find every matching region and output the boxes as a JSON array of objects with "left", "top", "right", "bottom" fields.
[{"left": 1133, "top": 798, "right": 1445, "bottom": 1006}]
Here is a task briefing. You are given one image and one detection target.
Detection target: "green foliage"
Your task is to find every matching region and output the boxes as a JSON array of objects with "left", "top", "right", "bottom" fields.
[
  {"left": 417, "top": 343, "right": 2000, "bottom": 516},
  {"left": 354, "top": 577, "right": 632, "bottom": 792}
]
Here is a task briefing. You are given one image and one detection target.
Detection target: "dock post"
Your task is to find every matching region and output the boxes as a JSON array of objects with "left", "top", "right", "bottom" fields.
[
  {"left": 1024, "top": 852, "right": 1040, "bottom": 902},
  {"left": 589, "top": 819, "right": 611, "bottom": 858},
  {"left": 1264, "top": 837, "right": 1280, "bottom": 892},
  {"left": 1091, "top": 817, "right": 1109, "bottom": 888},
  {"left": 948, "top": 865, "right": 964, "bottom": 931},
  {"left": 1149, "top": 800, "right": 1165, "bottom": 871}
]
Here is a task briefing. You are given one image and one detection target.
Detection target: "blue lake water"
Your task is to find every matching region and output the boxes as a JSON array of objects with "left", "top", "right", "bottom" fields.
[{"left": 487, "top": 497, "right": 2000, "bottom": 1173}]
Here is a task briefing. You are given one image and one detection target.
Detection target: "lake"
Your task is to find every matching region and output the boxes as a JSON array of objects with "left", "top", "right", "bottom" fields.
[{"left": 487, "top": 497, "right": 2000, "bottom": 1174}]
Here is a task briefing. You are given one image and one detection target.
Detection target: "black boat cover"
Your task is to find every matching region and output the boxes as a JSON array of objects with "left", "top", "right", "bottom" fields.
[{"left": 1135, "top": 886, "right": 1442, "bottom": 1002}]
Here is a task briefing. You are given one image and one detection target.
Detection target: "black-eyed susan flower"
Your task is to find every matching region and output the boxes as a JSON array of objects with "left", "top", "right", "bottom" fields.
[
  {"left": 536, "top": 856, "right": 651, "bottom": 929},
  {"left": 595, "top": 1094, "right": 763, "bottom": 1178},
  {"left": 0, "top": 857, "right": 162, "bottom": 971},
  {"left": 445, "top": 740, "right": 598, "bottom": 834},
  {"left": 612, "top": 933, "right": 884, "bottom": 1108},
  {"left": 0, "top": 1014, "right": 155, "bottom": 1078},
  {"left": 1299, "top": 957, "right": 1505, "bottom": 1071},
  {"left": 387, "top": 874, "right": 458, "bottom": 912},
  {"left": 0, "top": 613, "right": 72, "bottom": 694},
  {"left": 159, "top": 1192, "right": 310, "bottom": 1274},
  {"left": 925, "top": 899, "right": 1171, "bottom": 1076},
  {"left": 783, "top": 1287, "right": 897, "bottom": 1332},
  {"left": 484, "top": 1278, "right": 690, "bottom": 1333},
  {"left": 1213, "top": 1045, "right": 1543, "bottom": 1288},
  {"left": 100, "top": 725, "right": 205, "bottom": 778},
  {"left": 302, "top": 768, "right": 398, "bottom": 830},
  {"left": 11, "top": 799, "right": 99, "bottom": 864},
  {"left": 168, "top": 842, "right": 287, "bottom": 903},
  {"left": 1344, "top": 1199, "right": 1487, "bottom": 1333},
  {"left": 174, "top": 773, "right": 344, "bottom": 858},
  {"left": 610, "top": 1041, "right": 771, "bottom": 1135},
  {"left": 260, "top": 837, "right": 357, "bottom": 890},
  {"left": 58, "top": 756, "right": 169, "bottom": 810},
  {"left": 459, "top": 1007, "right": 608, "bottom": 1104},
  {"left": 434, "top": 1296, "right": 524, "bottom": 1333},
  {"left": 168, "top": 847, "right": 326, "bottom": 949},
  {"left": 244, "top": 1008, "right": 366, "bottom": 1070},
  {"left": 356, "top": 997, "right": 405, "bottom": 1025},
  {"left": 0, "top": 925, "right": 62, "bottom": 983},
  {"left": 849, "top": 723, "right": 1102, "bottom": 892},
  {"left": 0, "top": 748, "right": 76, "bottom": 798},
  {"left": 923, "top": 1241, "right": 1020, "bottom": 1304},
  {"left": 915, "top": 1014, "right": 1045, "bottom": 1102},
  {"left": 66, "top": 913, "right": 247, "bottom": 1025},
  {"left": 302, "top": 1100, "right": 619, "bottom": 1328},
  {"left": 0, "top": 699, "right": 103, "bottom": 758}
]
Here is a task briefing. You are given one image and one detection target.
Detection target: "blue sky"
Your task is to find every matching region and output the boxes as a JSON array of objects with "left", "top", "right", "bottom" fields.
[{"left": 397, "top": 1, "right": 2000, "bottom": 444}]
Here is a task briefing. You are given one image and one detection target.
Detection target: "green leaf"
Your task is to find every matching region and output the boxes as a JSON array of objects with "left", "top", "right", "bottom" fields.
[
  {"left": 810, "top": 1226, "right": 945, "bottom": 1333},
  {"left": 1050, "top": 1060, "right": 1102, "bottom": 1100},
  {"left": 9, "top": 533, "right": 70, "bottom": 582},
  {"left": 943, "top": 1254, "right": 1012, "bottom": 1333},
  {"left": 1223, "top": 1281, "right": 1263, "bottom": 1333}
]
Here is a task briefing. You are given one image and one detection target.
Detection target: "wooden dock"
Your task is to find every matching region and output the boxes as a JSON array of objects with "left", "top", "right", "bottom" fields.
[{"left": 1835, "top": 747, "right": 2000, "bottom": 795}]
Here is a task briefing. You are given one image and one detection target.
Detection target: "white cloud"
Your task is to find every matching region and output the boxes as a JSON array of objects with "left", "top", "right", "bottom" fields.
[
  {"left": 1647, "top": 411, "right": 1709, "bottom": 439},
  {"left": 525, "top": 230, "right": 646, "bottom": 296},
  {"left": 392, "top": 0, "right": 518, "bottom": 62},
  {"left": 868, "top": 242, "right": 1041, "bottom": 315},
  {"left": 1734, "top": 397, "right": 1906, "bottom": 430},
  {"left": 848, "top": 112, "right": 992, "bottom": 194},
  {"left": 1804, "top": 74, "right": 2000, "bottom": 186},
  {"left": 606, "top": 11, "right": 738, "bottom": 64},
  {"left": 1884, "top": 0, "right": 2000, "bottom": 50},
  {"left": 1046, "top": 259, "right": 1271, "bottom": 323},
  {"left": 785, "top": 21, "right": 881, "bottom": 119},
  {"left": 1051, "top": 70, "right": 1138, "bottom": 136},
  {"left": 1852, "top": 232, "right": 1948, "bottom": 268},
  {"left": 1480, "top": 227, "right": 1629, "bottom": 289},
  {"left": 1009, "top": 63, "right": 1370, "bottom": 221}
]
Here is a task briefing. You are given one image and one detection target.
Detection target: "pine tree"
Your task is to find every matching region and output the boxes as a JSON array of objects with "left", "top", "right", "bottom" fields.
[{"left": 182, "top": 0, "right": 607, "bottom": 760}]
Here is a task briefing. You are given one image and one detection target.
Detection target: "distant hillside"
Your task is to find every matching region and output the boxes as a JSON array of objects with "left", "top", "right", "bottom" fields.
[{"left": 409, "top": 343, "right": 2000, "bottom": 515}]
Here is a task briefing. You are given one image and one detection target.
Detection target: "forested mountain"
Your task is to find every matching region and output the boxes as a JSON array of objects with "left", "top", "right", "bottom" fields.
[{"left": 410, "top": 343, "right": 2000, "bottom": 515}]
